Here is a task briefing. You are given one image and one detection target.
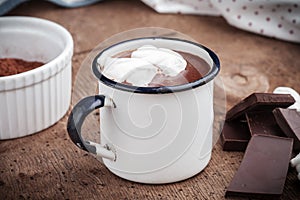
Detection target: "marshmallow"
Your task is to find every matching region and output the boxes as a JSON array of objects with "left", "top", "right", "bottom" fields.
[
  {"left": 273, "top": 87, "right": 300, "bottom": 112},
  {"left": 100, "top": 45, "right": 187, "bottom": 86},
  {"left": 290, "top": 152, "right": 300, "bottom": 180},
  {"left": 290, "top": 152, "right": 300, "bottom": 167},
  {"left": 296, "top": 164, "right": 300, "bottom": 172},
  {"left": 102, "top": 57, "right": 157, "bottom": 86},
  {"left": 132, "top": 45, "right": 187, "bottom": 77}
]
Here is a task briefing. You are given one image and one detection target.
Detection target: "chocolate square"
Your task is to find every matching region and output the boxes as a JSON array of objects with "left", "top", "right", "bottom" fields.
[
  {"left": 273, "top": 108, "right": 300, "bottom": 151},
  {"left": 226, "top": 135, "right": 293, "bottom": 197},
  {"left": 246, "top": 111, "right": 284, "bottom": 137},
  {"left": 220, "top": 120, "right": 251, "bottom": 151},
  {"left": 226, "top": 93, "right": 295, "bottom": 121}
]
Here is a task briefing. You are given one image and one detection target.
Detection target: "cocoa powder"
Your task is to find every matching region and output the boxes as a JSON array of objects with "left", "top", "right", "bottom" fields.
[{"left": 0, "top": 58, "right": 44, "bottom": 77}]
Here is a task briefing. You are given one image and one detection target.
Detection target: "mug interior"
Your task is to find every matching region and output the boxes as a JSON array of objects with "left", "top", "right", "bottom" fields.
[{"left": 92, "top": 37, "right": 220, "bottom": 94}]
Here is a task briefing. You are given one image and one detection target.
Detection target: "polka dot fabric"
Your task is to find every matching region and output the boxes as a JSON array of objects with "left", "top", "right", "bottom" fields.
[
  {"left": 141, "top": 0, "right": 300, "bottom": 43},
  {"left": 142, "top": 0, "right": 220, "bottom": 16}
]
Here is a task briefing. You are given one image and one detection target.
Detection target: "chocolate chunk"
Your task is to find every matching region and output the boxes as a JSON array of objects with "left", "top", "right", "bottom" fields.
[
  {"left": 246, "top": 111, "right": 284, "bottom": 137},
  {"left": 220, "top": 120, "right": 251, "bottom": 151},
  {"left": 226, "top": 93, "right": 295, "bottom": 121},
  {"left": 226, "top": 135, "right": 293, "bottom": 197},
  {"left": 273, "top": 108, "right": 300, "bottom": 151}
]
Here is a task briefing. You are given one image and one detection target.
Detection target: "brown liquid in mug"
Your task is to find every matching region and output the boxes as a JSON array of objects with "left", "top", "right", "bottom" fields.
[{"left": 112, "top": 50, "right": 211, "bottom": 87}]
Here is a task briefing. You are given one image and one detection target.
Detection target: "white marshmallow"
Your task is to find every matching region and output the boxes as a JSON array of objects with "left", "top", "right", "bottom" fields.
[
  {"left": 102, "top": 57, "right": 157, "bottom": 86},
  {"left": 131, "top": 45, "right": 187, "bottom": 77},
  {"left": 100, "top": 45, "right": 187, "bottom": 86},
  {"left": 296, "top": 164, "right": 300, "bottom": 172},
  {"left": 290, "top": 153, "right": 300, "bottom": 180},
  {"left": 273, "top": 87, "right": 300, "bottom": 112},
  {"left": 290, "top": 152, "right": 300, "bottom": 167}
]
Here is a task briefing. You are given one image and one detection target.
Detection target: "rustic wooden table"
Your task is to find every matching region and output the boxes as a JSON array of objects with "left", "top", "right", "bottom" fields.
[{"left": 1, "top": 0, "right": 300, "bottom": 199}]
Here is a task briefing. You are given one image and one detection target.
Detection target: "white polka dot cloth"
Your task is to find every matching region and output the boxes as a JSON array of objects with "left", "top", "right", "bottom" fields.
[{"left": 141, "top": 0, "right": 300, "bottom": 43}]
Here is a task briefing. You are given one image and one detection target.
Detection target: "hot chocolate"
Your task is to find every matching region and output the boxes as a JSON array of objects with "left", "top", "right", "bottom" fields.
[{"left": 100, "top": 45, "right": 211, "bottom": 87}]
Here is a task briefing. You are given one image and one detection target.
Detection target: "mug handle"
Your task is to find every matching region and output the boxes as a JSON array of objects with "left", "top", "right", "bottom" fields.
[{"left": 67, "top": 95, "right": 116, "bottom": 161}]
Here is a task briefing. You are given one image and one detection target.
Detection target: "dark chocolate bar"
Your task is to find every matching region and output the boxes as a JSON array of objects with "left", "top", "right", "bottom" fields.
[
  {"left": 226, "top": 135, "right": 293, "bottom": 197},
  {"left": 273, "top": 108, "right": 300, "bottom": 151},
  {"left": 226, "top": 93, "right": 295, "bottom": 121},
  {"left": 246, "top": 111, "right": 284, "bottom": 137},
  {"left": 220, "top": 120, "right": 251, "bottom": 151}
]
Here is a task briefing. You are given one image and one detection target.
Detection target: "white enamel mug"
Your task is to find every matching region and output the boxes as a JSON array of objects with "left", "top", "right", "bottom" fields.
[{"left": 67, "top": 37, "right": 220, "bottom": 184}]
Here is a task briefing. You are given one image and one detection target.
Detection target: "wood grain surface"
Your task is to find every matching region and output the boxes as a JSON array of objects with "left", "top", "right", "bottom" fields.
[{"left": 1, "top": 0, "right": 300, "bottom": 199}]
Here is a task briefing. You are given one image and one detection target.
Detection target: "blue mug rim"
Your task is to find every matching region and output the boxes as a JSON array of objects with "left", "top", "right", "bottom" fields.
[{"left": 92, "top": 37, "right": 220, "bottom": 94}]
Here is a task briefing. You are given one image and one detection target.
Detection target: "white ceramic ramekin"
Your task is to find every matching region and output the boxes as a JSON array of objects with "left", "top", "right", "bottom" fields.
[{"left": 0, "top": 16, "right": 73, "bottom": 139}]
